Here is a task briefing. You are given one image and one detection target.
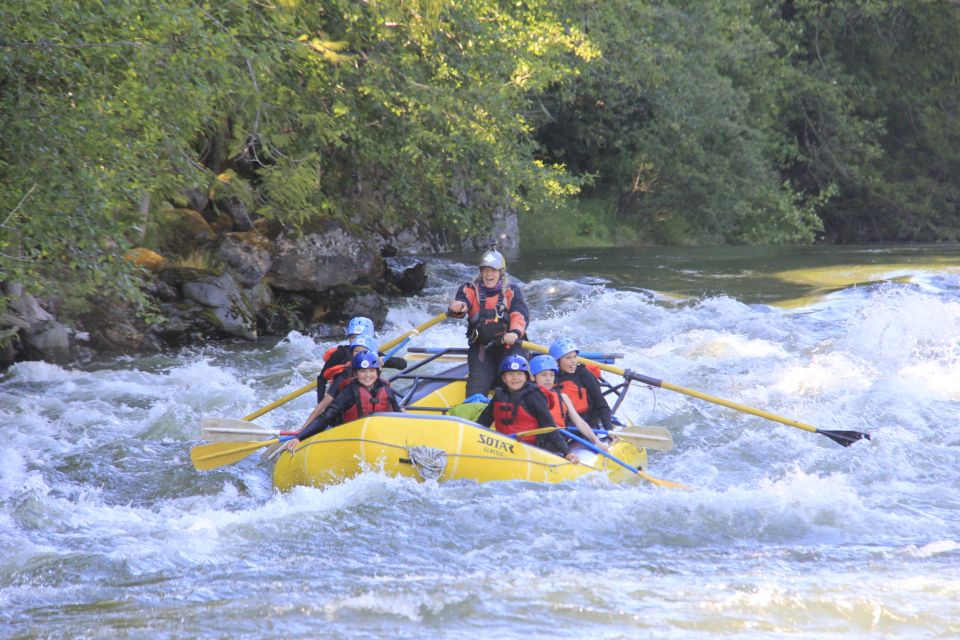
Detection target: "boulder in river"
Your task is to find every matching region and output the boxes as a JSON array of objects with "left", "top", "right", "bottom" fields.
[{"left": 269, "top": 220, "right": 381, "bottom": 292}]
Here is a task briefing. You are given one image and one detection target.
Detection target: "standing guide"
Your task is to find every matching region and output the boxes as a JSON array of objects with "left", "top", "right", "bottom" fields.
[{"left": 447, "top": 249, "right": 530, "bottom": 398}]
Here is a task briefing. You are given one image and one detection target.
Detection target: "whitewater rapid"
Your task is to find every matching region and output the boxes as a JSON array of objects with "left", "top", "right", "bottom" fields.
[{"left": 1, "top": 251, "right": 958, "bottom": 638}]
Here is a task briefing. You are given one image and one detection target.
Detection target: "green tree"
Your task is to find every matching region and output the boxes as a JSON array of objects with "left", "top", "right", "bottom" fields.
[
  {"left": 0, "top": 1, "right": 233, "bottom": 312},
  {"left": 1, "top": 0, "right": 594, "bottom": 320},
  {"left": 535, "top": 0, "right": 823, "bottom": 244},
  {"left": 776, "top": 0, "right": 960, "bottom": 242}
]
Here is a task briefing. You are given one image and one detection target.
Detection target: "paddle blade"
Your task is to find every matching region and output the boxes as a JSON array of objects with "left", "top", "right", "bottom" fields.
[
  {"left": 260, "top": 440, "right": 286, "bottom": 462},
  {"left": 201, "top": 417, "right": 278, "bottom": 442},
  {"left": 190, "top": 439, "right": 278, "bottom": 471},
  {"left": 819, "top": 430, "right": 871, "bottom": 447},
  {"left": 635, "top": 470, "right": 692, "bottom": 490},
  {"left": 610, "top": 426, "right": 674, "bottom": 451}
]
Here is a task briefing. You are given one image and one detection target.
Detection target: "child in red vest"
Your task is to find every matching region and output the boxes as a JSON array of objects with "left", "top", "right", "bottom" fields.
[
  {"left": 550, "top": 338, "right": 613, "bottom": 432},
  {"left": 316, "top": 316, "right": 375, "bottom": 401},
  {"left": 287, "top": 350, "right": 401, "bottom": 450},
  {"left": 529, "top": 354, "right": 608, "bottom": 452},
  {"left": 476, "top": 355, "right": 578, "bottom": 462}
]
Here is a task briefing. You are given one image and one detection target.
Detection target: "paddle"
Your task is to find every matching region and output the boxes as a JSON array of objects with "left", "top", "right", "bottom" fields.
[
  {"left": 509, "top": 426, "right": 688, "bottom": 489},
  {"left": 522, "top": 340, "right": 870, "bottom": 447},
  {"left": 592, "top": 426, "right": 674, "bottom": 451},
  {"left": 562, "top": 428, "right": 691, "bottom": 490},
  {"left": 240, "top": 312, "right": 449, "bottom": 422},
  {"left": 200, "top": 417, "right": 297, "bottom": 443},
  {"left": 190, "top": 436, "right": 295, "bottom": 471}
]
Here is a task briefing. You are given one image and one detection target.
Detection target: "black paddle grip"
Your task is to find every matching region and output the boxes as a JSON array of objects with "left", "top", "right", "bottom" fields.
[{"left": 624, "top": 369, "right": 662, "bottom": 388}]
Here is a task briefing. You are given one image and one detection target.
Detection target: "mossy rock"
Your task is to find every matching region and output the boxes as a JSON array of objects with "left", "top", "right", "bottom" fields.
[{"left": 144, "top": 208, "right": 216, "bottom": 257}]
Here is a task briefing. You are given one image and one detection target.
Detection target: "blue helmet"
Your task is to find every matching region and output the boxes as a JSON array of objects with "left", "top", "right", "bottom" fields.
[
  {"left": 352, "top": 350, "right": 380, "bottom": 370},
  {"left": 499, "top": 354, "right": 530, "bottom": 376},
  {"left": 529, "top": 355, "right": 559, "bottom": 376},
  {"left": 548, "top": 338, "right": 579, "bottom": 361},
  {"left": 347, "top": 316, "right": 374, "bottom": 337},
  {"left": 349, "top": 333, "right": 376, "bottom": 350}
]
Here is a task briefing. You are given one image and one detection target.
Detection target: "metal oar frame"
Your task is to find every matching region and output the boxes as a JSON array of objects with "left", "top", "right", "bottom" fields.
[{"left": 392, "top": 346, "right": 633, "bottom": 418}]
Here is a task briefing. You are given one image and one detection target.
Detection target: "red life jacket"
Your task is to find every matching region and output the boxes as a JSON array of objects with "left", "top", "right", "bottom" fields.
[
  {"left": 557, "top": 365, "right": 598, "bottom": 415},
  {"left": 491, "top": 386, "right": 540, "bottom": 443},
  {"left": 538, "top": 385, "right": 567, "bottom": 428},
  {"left": 323, "top": 362, "right": 348, "bottom": 381},
  {"left": 464, "top": 282, "right": 519, "bottom": 344},
  {"left": 341, "top": 380, "right": 393, "bottom": 422},
  {"left": 321, "top": 344, "right": 353, "bottom": 381}
]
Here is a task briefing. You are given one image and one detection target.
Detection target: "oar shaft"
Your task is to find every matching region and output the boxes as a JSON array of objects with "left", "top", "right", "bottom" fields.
[
  {"left": 243, "top": 312, "right": 449, "bottom": 421},
  {"left": 562, "top": 429, "right": 689, "bottom": 490},
  {"left": 193, "top": 438, "right": 279, "bottom": 463},
  {"left": 652, "top": 377, "right": 818, "bottom": 434},
  {"left": 522, "top": 340, "right": 841, "bottom": 440},
  {"left": 380, "top": 312, "right": 448, "bottom": 352},
  {"left": 243, "top": 382, "right": 316, "bottom": 421}
]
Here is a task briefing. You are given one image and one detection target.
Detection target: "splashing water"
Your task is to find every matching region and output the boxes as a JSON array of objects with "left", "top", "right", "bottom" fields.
[{"left": 2, "top": 246, "right": 959, "bottom": 638}]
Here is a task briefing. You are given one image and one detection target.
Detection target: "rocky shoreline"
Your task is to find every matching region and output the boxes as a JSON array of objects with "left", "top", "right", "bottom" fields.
[{"left": 1, "top": 205, "right": 513, "bottom": 370}]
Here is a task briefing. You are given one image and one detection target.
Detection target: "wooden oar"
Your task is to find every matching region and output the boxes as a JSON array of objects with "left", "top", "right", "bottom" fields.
[
  {"left": 190, "top": 436, "right": 295, "bottom": 471},
  {"left": 240, "top": 312, "right": 449, "bottom": 421},
  {"left": 510, "top": 426, "right": 689, "bottom": 489},
  {"left": 522, "top": 340, "right": 870, "bottom": 447}
]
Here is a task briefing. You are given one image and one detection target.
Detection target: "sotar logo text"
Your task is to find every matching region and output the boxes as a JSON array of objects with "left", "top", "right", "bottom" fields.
[{"left": 478, "top": 434, "right": 515, "bottom": 454}]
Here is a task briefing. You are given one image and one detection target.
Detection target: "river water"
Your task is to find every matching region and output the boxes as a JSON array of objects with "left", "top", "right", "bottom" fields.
[{"left": 2, "top": 245, "right": 959, "bottom": 639}]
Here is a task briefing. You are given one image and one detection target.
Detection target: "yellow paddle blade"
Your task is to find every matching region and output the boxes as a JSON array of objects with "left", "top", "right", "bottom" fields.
[
  {"left": 190, "top": 438, "right": 279, "bottom": 471},
  {"left": 635, "top": 470, "right": 691, "bottom": 490}
]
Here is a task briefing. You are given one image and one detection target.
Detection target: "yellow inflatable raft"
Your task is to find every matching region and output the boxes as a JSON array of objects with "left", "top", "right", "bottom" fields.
[
  {"left": 272, "top": 412, "right": 648, "bottom": 490},
  {"left": 272, "top": 356, "right": 649, "bottom": 491}
]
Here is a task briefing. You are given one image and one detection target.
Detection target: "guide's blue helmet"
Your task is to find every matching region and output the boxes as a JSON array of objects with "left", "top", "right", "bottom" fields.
[{"left": 548, "top": 338, "right": 579, "bottom": 361}]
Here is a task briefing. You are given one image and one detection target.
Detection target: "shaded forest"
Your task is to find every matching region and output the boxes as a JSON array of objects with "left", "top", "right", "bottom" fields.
[{"left": 2, "top": 0, "right": 959, "bottom": 316}]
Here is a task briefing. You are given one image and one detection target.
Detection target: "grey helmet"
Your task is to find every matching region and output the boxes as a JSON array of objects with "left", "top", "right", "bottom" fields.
[{"left": 479, "top": 249, "right": 506, "bottom": 271}]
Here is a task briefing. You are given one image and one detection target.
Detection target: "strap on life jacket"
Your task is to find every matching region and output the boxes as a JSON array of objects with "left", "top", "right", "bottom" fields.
[{"left": 466, "top": 283, "right": 511, "bottom": 345}]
